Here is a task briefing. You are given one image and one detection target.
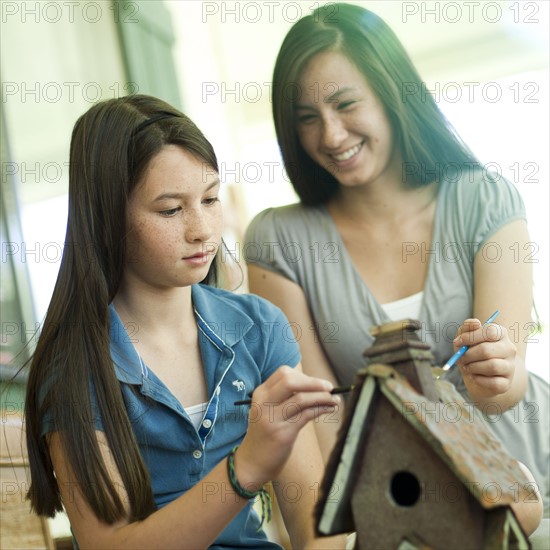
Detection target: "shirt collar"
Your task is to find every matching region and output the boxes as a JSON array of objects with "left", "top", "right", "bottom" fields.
[
  {"left": 109, "top": 304, "right": 143, "bottom": 384},
  {"left": 191, "top": 283, "right": 254, "bottom": 348},
  {"left": 109, "top": 284, "right": 254, "bottom": 384}
]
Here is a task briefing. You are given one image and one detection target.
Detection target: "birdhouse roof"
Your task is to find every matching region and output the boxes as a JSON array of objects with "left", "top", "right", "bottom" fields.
[
  {"left": 317, "top": 364, "right": 531, "bottom": 534},
  {"left": 380, "top": 365, "right": 530, "bottom": 506}
]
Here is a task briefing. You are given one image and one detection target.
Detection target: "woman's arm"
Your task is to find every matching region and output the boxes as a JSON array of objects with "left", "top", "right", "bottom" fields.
[
  {"left": 48, "top": 367, "right": 340, "bottom": 549},
  {"left": 247, "top": 264, "right": 344, "bottom": 462},
  {"left": 455, "top": 219, "right": 532, "bottom": 410},
  {"left": 512, "top": 461, "right": 544, "bottom": 536},
  {"left": 271, "top": 369, "right": 348, "bottom": 549}
]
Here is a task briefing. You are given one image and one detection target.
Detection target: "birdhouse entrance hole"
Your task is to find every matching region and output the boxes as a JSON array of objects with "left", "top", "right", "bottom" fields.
[{"left": 390, "top": 471, "right": 421, "bottom": 507}]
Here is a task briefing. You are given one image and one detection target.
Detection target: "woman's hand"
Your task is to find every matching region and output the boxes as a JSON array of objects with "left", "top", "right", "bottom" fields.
[
  {"left": 454, "top": 318, "right": 517, "bottom": 400},
  {"left": 234, "top": 366, "right": 340, "bottom": 490}
]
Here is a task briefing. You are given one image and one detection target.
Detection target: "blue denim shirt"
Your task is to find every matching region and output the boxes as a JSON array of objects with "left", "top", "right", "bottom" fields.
[{"left": 45, "top": 284, "right": 301, "bottom": 549}]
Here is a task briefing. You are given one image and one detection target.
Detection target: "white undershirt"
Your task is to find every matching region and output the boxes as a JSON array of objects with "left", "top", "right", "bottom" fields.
[
  {"left": 136, "top": 348, "right": 209, "bottom": 431},
  {"left": 184, "top": 402, "right": 209, "bottom": 431},
  {"left": 380, "top": 291, "right": 424, "bottom": 321}
]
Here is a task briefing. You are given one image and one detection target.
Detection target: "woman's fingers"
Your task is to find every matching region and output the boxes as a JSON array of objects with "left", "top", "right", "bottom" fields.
[
  {"left": 467, "top": 373, "right": 511, "bottom": 395},
  {"left": 460, "top": 337, "right": 515, "bottom": 365},
  {"left": 454, "top": 318, "right": 481, "bottom": 340},
  {"left": 455, "top": 319, "right": 503, "bottom": 348},
  {"left": 453, "top": 319, "right": 517, "bottom": 397}
]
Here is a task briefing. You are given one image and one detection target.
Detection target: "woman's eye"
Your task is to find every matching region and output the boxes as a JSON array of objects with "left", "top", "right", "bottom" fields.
[
  {"left": 159, "top": 207, "right": 181, "bottom": 217},
  {"left": 338, "top": 100, "right": 355, "bottom": 110},
  {"left": 296, "top": 113, "right": 317, "bottom": 125}
]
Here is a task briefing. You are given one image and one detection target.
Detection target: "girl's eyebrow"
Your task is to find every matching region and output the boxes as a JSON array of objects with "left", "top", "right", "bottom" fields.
[
  {"left": 295, "top": 86, "right": 358, "bottom": 110},
  {"left": 153, "top": 179, "right": 220, "bottom": 202}
]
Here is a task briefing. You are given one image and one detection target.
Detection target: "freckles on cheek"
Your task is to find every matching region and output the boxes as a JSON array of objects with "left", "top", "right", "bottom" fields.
[{"left": 129, "top": 219, "right": 155, "bottom": 256}]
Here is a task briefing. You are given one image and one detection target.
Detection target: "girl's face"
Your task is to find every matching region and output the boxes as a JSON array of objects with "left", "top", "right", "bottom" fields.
[
  {"left": 295, "top": 50, "right": 397, "bottom": 189},
  {"left": 123, "top": 145, "right": 223, "bottom": 290}
]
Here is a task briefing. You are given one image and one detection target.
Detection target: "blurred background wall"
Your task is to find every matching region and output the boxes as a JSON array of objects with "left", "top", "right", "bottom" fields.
[{"left": 0, "top": 1, "right": 548, "bottom": 543}]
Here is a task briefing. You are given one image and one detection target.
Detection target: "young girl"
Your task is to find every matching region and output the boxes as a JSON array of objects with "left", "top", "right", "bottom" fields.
[
  {"left": 24, "top": 94, "right": 346, "bottom": 549},
  {"left": 244, "top": 2, "right": 546, "bottom": 537}
]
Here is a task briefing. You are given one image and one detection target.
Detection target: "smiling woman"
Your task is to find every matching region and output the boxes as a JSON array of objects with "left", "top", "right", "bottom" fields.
[
  {"left": 295, "top": 51, "right": 396, "bottom": 191},
  {"left": 244, "top": 2, "right": 547, "bottom": 538},
  {"left": 22, "top": 94, "right": 347, "bottom": 550}
]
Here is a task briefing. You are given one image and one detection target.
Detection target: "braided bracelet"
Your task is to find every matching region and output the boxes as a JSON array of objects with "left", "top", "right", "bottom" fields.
[{"left": 227, "top": 445, "right": 272, "bottom": 530}]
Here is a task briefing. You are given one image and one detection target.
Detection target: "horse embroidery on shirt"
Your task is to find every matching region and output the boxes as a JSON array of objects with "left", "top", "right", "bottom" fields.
[{"left": 232, "top": 379, "right": 246, "bottom": 392}]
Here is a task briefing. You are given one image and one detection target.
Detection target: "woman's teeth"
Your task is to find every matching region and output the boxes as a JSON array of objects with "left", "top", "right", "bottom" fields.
[{"left": 332, "top": 143, "right": 362, "bottom": 161}]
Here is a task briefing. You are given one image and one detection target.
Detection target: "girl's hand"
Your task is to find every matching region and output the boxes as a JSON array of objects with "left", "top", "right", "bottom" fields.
[
  {"left": 234, "top": 366, "right": 340, "bottom": 490},
  {"left": 453, "top": 318, "right": 517, "bottom": 400}
]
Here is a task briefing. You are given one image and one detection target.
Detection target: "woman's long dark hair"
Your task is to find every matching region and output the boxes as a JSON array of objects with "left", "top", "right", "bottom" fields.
[
  {"left": 272, "top": 3, "right": 480, "bottom": 205},
  {"left": 25, "top": 95, "right": 219, "bottom": 522}
]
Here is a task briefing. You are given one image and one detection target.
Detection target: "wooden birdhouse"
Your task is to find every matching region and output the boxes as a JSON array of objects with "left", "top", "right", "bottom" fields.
[{"left": 316, "top": 320, "right": 531, "bottom": 549}]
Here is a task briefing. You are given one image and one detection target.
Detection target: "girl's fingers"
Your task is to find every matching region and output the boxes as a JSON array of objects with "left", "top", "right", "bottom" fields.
[
  {"left": 277, "top": 391, "right": 340, "bottom": 418},
  {"left": 250, "top": 390, "right": 340, "bottom": 426},
  {"left": 239, "top": 380, "right": 341, "bottom": 483},
  {"left": 253, "top": 365, "right": 334, "bottom": 405}
]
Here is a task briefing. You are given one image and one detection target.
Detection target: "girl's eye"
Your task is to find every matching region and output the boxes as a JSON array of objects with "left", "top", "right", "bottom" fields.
[
  {"left": 159, "top": 207, "right": 181, "bottom": 217},
  {"left": 203, "top": 197, "right": 220, "bottom": 206}
]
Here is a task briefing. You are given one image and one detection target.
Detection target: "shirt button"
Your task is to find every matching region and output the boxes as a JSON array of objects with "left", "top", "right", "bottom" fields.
[
  {"left": 202, "top": 419, "right": 212, "bottom": 429},
  {"left": 192, "top": 449, "right": 203, "bottom": 460}
]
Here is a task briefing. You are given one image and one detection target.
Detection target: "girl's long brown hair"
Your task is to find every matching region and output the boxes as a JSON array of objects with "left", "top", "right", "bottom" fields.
[{"left": 25, "top": 95, "right": 219, "bottom": 522}]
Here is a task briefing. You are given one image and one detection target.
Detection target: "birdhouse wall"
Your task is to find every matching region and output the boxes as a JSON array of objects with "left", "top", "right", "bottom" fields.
[{"left": 351, "top": 397, "right": 485, "bottom": 549}]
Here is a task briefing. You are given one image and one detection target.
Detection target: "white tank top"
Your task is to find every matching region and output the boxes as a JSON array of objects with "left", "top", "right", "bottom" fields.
[{"left": 380, "top": 291, "right": 423, "bottom": 321}]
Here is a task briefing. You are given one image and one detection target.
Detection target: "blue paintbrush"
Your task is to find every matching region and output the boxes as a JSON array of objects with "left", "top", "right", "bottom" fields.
[{"left": 442, "top": 309, "right": 500, "bottom": 371}]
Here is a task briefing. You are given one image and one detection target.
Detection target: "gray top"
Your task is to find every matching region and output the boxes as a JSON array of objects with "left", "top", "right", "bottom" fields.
[
  {"left": 244, "top": 171, "right": 525, "bottom": 381},
  {"left": 244, "top": 171, "right": 550, "bottom": 511}
]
